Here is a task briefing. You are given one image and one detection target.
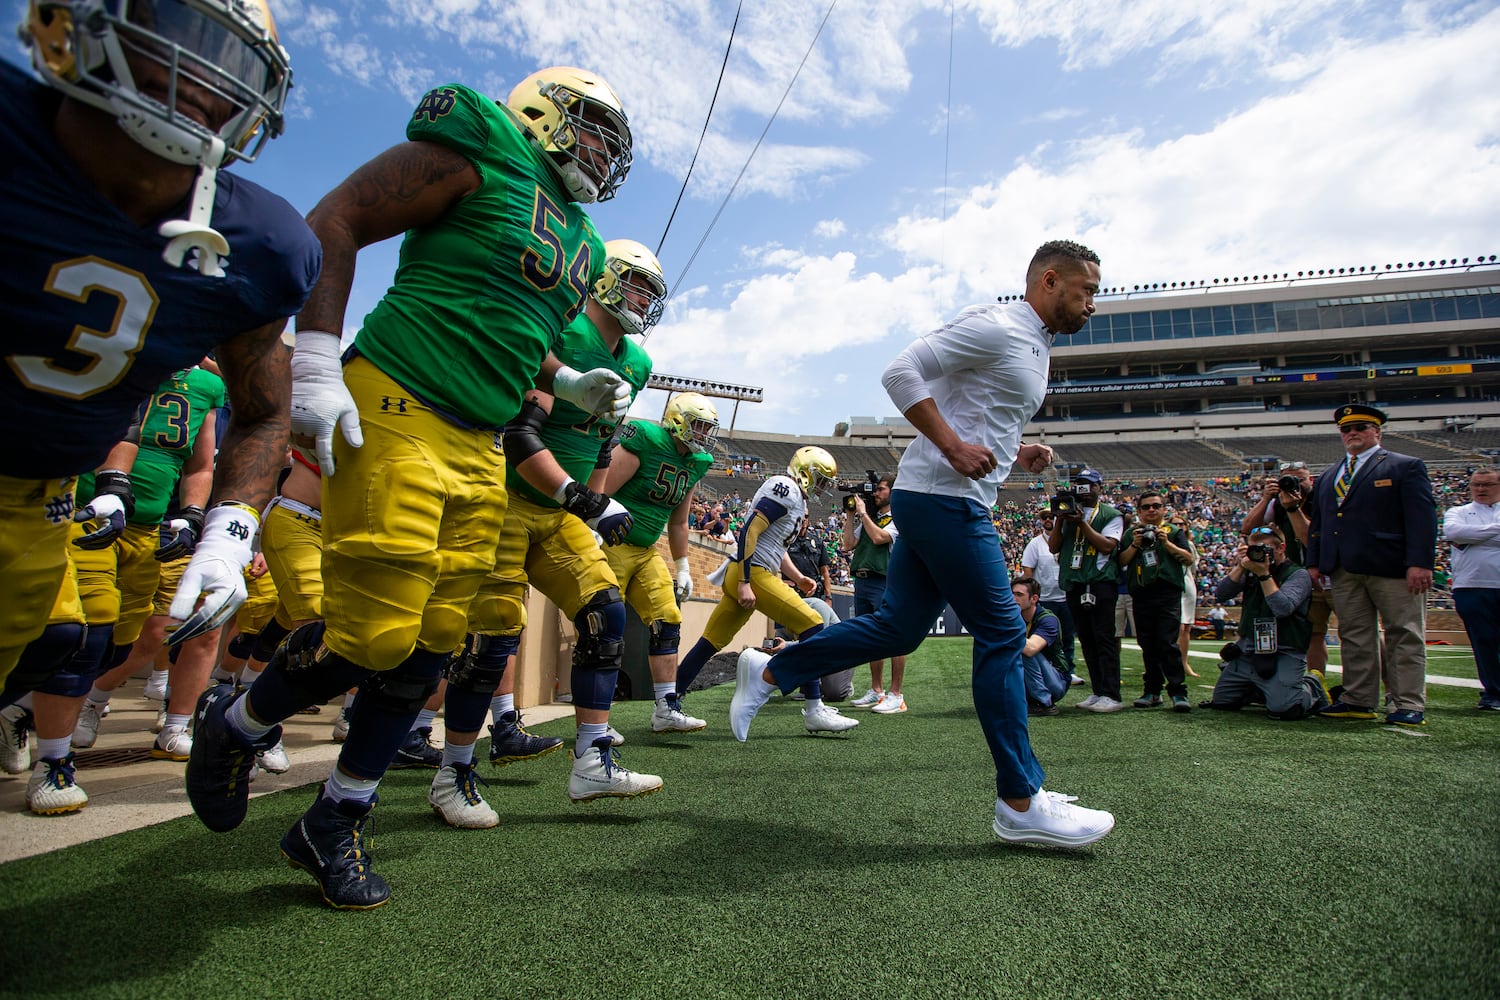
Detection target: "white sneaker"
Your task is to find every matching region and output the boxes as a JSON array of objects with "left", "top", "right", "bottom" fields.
[
  {"left": 72, "top": 700, "right": 105, "bottom": 749},
  {"left": 1069, "top": 675, "right": 1085, "bottom": 686},
  {"left": 651, "top": 697, "right": 706, "bottom": 733},
  {"left": 606, "top": 725, "right": 625, "bottom": 747},
  {"left": 430, "top": 762, "right": 499, "bottom": 828},
  {"left": 568, "top": 739, "right": 663, "bottom": 801},
  {"left": 151, "top": 726, "right": 192, "bottom": 761},
  {"left": 143, "top": 672, "right": 169, "bottom": 702},
  {"left": 256, "top": 739, "right": 291, "bottom": 774},
  {"left": 803, "top": 703, "right": 859, "bottom": 734},
  {"left": 0, "top": 705, "right": 33, "bottom": 774},
  {"left": 1075, "top": 694, "right": 1100, "bottom": 710},
  {"left": 729, "top": 649, "right": 778, "bottom": 743},
  {"left": 871, "top": 691, "right": 907, "bottom": 715},
  {"left": 993, "top": 789, "right": 1115, "bottom": 847},
  {"left": 1086, "top": 696, "right": 1125, "bottom": 713},
  {"left": 27, "top": 754, "right": 88, "bottom": 815},
  {"left": 331, "top": 709, "right": 350, "bottom": 743},
  {"left": 850, "top": 688, "right": 884, "bottom": 709},
  {"left": 152, "top": 700, "right": 167, "bottom": 734}
]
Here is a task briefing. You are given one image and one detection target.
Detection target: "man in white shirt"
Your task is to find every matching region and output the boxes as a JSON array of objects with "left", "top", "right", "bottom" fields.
[
  {"left": 729, "top": 240, "right": 1116, "bottom": 849},
  {"left": 1443, "top": 467, "right": 1500, "bottom": 711},
  {"left": 1021, "top": 510, "right": 1075, "bottom": 683}
]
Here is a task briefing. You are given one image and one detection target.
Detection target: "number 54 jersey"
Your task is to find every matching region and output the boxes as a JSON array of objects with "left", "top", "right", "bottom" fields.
[{"left": 0, "top": 61, "right": 321, "bottom": 481}]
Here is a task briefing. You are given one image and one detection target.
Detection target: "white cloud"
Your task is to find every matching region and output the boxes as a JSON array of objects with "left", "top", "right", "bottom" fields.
[{"left": 813, "top": 219, "right": 848, "bottom": 238}]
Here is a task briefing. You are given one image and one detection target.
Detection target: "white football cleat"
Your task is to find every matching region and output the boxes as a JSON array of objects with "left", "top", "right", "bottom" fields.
[
  {"left": 803, "top": 703, "right": 859, "bottom": 735},
  {"left": 430, "top": 762, "right": 500, "bottom": 828}
]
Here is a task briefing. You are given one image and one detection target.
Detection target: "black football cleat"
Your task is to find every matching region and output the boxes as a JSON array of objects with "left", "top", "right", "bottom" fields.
[
  {"left": 185, "top": 684, "right": 281, "bottom": 833},
  {"left": 280, "top": 792, "right": 390, "bottom": 910},
  {"left": 488, "top": 711, "right": 564, "bottom": 767},
  {"left": 391, "top": 726, "right": 441, "bottom": 769}
]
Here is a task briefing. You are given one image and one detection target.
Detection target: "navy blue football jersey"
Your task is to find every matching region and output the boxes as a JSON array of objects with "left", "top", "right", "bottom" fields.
[{"left": 0, "top": 60, "right": 321, "bottom": 479}]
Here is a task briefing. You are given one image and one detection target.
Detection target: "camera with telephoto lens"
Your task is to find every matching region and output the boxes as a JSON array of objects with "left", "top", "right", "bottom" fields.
[
  {"left": 839, "top": 470, "right": 880, "bottom": 512},
  {"left": 1277, "top": 474, "right": 1302, "bottom": 494},
  {"left": 1050, "top": 490, "right": 1080, "bottom": 516}
]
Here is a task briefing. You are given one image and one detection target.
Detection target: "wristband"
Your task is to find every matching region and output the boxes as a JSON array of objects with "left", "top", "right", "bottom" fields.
[{"left": 675, "top": 556, "right": 690, "bottom": 575}]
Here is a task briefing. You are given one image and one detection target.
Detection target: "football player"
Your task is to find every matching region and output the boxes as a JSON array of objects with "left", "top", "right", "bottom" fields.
[
  {"left": 599, "top": 391, "right": 719, "bottom": 735},
  {"left": 185, "top": 68, "right": 639, "bottom": 909},
  {"left": 673, "top": 447, "right": 860, "bottom": 737},
  {"left": 2, "top": 0, "right": 319, "bottom": 691},
  {"left": 433, "top": 238, "right": 666, "bottom": 829}
]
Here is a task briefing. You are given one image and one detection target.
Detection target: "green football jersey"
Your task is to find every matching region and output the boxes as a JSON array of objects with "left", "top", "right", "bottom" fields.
[
  {"left": 507, "top": 314, "right": 653, "bottom": 507},
  {"left": 610, "top": 420, "right": 712, "bottom": 547},
  {"left": 354, "top": 83, "right": 606, "bottom": 428},
  {"left": 79, "top": 367, "right": 226, "bottom": 525}
]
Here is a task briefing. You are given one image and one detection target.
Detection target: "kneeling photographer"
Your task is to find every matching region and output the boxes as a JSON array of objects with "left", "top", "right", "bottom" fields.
[{"left": 1204, "top": 526, "right": 1331, "bottom": 720}]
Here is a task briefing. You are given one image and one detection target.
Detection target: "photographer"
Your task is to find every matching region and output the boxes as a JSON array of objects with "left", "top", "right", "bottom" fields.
[
  {"left": 1116, "top": 492, "right": 1197, "bottom": 711},
  {"left": 1047, "top": 468, "right": 1125, "bottom": 712},
  {"left": 1202, "top": 526, "right": 1331, "bottom": 720},
  {"left": 841, "top": 473, "right": 908, "bottom": 713},
  {"left": 1243, "top": 460, "right": 1330, "bottom": 676}
]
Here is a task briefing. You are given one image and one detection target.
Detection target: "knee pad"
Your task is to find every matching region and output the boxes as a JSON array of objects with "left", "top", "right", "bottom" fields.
[
  {"left": 647, "top": 620, "right": 681, "bottom": 657},
  {"left": 5, "top": 623, "right": 90, "bottom": 702},
  {"left": 794, "top": 622, "right": 824, "bottom": 643},
  {"left": 265, "top": 621, "right": 366, "bottom": 706},
  {"left": 362, "top": 648, "right": 446, "bottom": 715},
  {"left": 226, "top": 631, "right": 256, "bottom": 659},
  {"left": 446, "top": 632, "right": 519, "bottom": 696},
  {"left": 571, "top": 588, "right": 625, "bottom": 673},
  {"left": 249, "top": 618, "right": 290, "bottom": 662},
  {"left": 106, "top": 641, "right": 133, "bottom": 672}
]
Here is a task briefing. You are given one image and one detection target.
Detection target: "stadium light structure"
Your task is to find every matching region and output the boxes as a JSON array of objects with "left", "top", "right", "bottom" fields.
[{"left": 646, "top": 372, "right": 764, "bottom": 436}]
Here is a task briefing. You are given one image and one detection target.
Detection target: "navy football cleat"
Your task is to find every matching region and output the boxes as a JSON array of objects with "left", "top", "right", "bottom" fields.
[
  {"left": 391, "top": 726, "right": 441, "bottom": 769},
  {"left": 488, "top": 711, "right": 564, "bottom": 767},
  {"left": 280, "top": 791, "right": 389, "bottom": 909},
  {"left": 185, "top": 684, "right": 282, "bottom": 832}
]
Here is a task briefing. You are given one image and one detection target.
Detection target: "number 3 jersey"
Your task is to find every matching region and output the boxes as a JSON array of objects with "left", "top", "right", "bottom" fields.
[
  {"left": 354, "top": 83, "right": 607, "bottom": 430},
  {"left": 0, "top": 61, "right": 321, "bottom": 481}
]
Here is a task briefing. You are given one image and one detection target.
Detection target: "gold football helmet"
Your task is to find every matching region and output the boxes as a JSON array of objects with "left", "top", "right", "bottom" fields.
[
  {"left": 24, "top": 0, "right": 292, "bottom": 168},
  {"left": 594, "top": 239, "right": 666, "bottom": 337},
  {"left": 788, "top": 447, "right": 837, "bottom": 498},
  {"left": 506, "top": 66, "right": 631, "bottom": 203},
  {"left": 662, "top": 392, "right": 718, "bottom": 453}
]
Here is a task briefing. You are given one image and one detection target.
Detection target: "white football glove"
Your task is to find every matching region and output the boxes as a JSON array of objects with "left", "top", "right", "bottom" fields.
[
  {"left": 166, "top": 504, "right": 257, "bottom": 646},
  {"left": 674, "top": 556, "right": 693, "bottom": 602},
  {"left": 290, "top": 330, "right": 362, "bottom": 475},
  {"left": 552, "top": 365, "right": 630, "bottom": 423}
]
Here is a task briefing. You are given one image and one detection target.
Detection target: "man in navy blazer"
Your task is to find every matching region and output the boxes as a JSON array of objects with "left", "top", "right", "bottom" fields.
[{"left": 1306, "top": 404, "right": 1436, "bottom": 726}]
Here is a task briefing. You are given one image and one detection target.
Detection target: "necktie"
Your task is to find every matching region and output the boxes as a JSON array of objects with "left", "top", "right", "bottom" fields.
[{"left": 1334, "top": 454, "right": 1356, "bottom": 504}]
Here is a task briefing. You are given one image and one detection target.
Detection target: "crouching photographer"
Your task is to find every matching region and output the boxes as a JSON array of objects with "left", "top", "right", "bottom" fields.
[{"left": 1203, "top": 526, "right": 1331, "bottom": 720}]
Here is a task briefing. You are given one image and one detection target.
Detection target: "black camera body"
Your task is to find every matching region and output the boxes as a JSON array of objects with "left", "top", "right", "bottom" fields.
[
  {"left": 1050, "top": 490, "right": 1080, "bottom": 516},
  {"left": 1277, "top": 474, "right": 1303, "bottom": 494},
  {"left": 1246, "top": 543, "right": 1272, "bottom": 563},
  {"left": 1133, "top": 524, "right": 1157, "bottom": 548},
  {"left": 839, "top": 470, "right": 881, "bottom": 512}
]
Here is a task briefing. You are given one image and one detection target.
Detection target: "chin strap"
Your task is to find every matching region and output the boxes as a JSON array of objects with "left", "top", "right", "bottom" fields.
[{"left": 159, "top": 136, "right": 229, "bottom": 277}]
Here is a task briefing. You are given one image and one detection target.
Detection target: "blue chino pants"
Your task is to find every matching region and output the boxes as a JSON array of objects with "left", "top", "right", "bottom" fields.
[{"left": 766, "top": 490, "right": 1044, "bottom": 799}]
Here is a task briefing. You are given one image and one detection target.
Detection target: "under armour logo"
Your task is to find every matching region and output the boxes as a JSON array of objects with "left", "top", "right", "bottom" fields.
[
  {"left": 414, "top": 88, "right": 458, "bottom": 123},
  {"left": 1032, "top": 346, "right": 1042, "bottom": 357},
  {"left": 225, "top": 519, "right": 252, "bottom": 541},
  {"left": 381, "top": 396, "right": 409, "bottom": 413},
  {"left": 494, "top": 432, "right": 504, "bottom": 452},
  {"left": 44, "top": 492, "right": 74, "bottom": 524}
]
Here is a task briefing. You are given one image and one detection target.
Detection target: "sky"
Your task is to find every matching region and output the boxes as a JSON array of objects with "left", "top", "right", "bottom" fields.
[{"left": 9, "top": 0, "right": 1500, "bottom": 437}]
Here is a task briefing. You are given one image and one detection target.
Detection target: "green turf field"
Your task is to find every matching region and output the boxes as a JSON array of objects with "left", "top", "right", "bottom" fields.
[{"left": 3, "top": 640, "right": 1496, "bottom": 999}]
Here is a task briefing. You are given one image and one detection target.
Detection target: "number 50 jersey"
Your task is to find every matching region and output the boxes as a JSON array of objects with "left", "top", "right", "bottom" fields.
[{"left": 0, "top": 61, "right": 321, "bottom": 481}]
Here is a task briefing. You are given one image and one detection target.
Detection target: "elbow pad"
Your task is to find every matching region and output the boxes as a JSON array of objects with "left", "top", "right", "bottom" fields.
[{"left": 502, "top": 399, "right": 550, "bottom": 465}]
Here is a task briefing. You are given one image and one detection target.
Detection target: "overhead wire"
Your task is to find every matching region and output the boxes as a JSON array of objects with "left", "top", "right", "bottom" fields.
[
  {"left": 662, "top": 0, "right": 841, "bottom": 306},
  {"left": 655, "top": 0, "right": 744, "bottom": 259}
]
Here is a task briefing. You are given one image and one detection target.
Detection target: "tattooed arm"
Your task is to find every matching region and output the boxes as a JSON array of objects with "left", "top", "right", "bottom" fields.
[
  {"left": 298, "top": 140, "right": 480, "bottom": 333},
  {"left": 212, "top": 322, "right": 292, "bottom": 512}
]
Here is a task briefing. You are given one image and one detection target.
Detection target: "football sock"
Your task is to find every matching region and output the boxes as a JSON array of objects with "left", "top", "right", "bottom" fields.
[
  {"left": 575, "top": 722, "right": 608, "bottom": 758},
  {"left": 227, "top": 694, "right": 276, "bottom": 741},
  {"left": 37, "top": 736, "right": 70, "bottom": 762},
  {"left": 324, "top": 767, "right": 379, "bottom": 805},
  {"left": 490, "top": 692, "right": 515, "bottom": 719},
  {"left": 442, "top": 742, "right": 475, "bottom": 768},
  {"left": 412, "top": 708, "right": 437, "bottom": 732},
  {"left": 674, "top": 638, "right": 718, "bottom": 696},
  {"left": 653, "top": 682, "right": 675, "bottom": 701},
  {"left": 804, "top": 697, "right": 824, "bottom": 713}
]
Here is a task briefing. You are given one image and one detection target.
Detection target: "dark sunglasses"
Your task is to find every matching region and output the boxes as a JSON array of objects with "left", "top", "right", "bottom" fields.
[
  {"left": 1340, "top": 422, "right": 1375, "bottom": 433},
  {"left": 1139, "top": 502, "right": 1164, "bottom": 509}
]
